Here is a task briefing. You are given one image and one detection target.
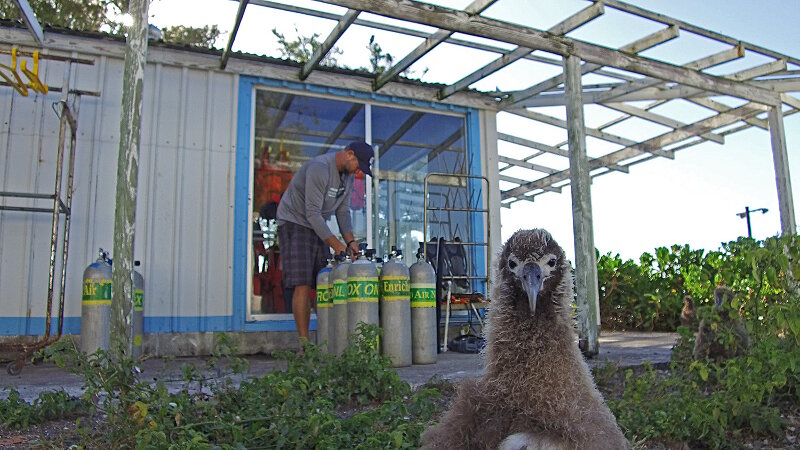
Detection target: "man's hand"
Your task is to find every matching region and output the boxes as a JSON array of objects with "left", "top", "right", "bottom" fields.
[
  {"left": 347, "top": 240, "right": 359, "bottom": 258},
  {"left": 326, "top": 235, "right": 347, "bottom": 256}
]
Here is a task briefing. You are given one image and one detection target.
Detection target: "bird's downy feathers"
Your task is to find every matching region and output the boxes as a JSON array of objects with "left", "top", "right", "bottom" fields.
[{"left": 421, "top": 229, "right": 628, "bottom": 450}]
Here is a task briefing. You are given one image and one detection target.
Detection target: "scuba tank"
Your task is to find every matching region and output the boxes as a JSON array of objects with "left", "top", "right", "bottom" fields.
[
  {"left": 81, "top": 248, "right": 112, "bottom": 354},
  {"left": 132, "top": 261, "right": 144, "bottom": 358},
  {"left": 330, "top": 253, "right": 350, "bottom": 356},
  {"left": 347, "top": 249, "right": 379, "bottom": 343},
  {"left": 380, "top": 247, "right": 412, "bottom": 367},
  {"left": 315, "top": 259, "right": 334, "bottom": 352},
  {"left": 409, "top": 244, "right": 438, "bottom": 364}
]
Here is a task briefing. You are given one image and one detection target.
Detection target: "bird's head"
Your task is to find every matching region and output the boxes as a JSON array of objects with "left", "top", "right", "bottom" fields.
[{"left": 497, "top": 229, "right": 567, "bottom": 316}]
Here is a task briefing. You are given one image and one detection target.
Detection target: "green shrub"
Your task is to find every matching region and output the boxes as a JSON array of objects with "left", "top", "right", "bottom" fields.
[
  {"left": 607, "top": 236, "right": 800, "bottom": 448},
  {"left": 39, "top": 323, "right": 439, "bottom": 448}
]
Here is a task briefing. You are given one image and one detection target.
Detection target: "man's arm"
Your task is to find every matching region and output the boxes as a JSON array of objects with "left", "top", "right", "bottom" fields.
[
  {"left": 335, "top": 178, "right": 357, "bottom": 256},
  {"left": 304, "top": 163, "right": 346, "bottom": 254}
]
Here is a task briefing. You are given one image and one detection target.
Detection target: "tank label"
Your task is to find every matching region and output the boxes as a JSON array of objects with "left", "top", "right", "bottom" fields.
[
  {"left": 316, "top": 286, "right": 332, "bottom": 308},
  {"left": 134, "top": 289, "right": 143, "bottom": 311},
  {"left": 410, "top": 282, "right": 436, "bottom": 308},
  {"left": 333, "top": 280, "right": 348, "bottom": 305},
  {"left": 348, "top": 277, "right": 379, "bottom": 303},
  {"left": 82, "top": 279, "right": 112, "bottom": 305},
  {"left": 381, "top": 276, "right": 409, "bottom": 302}
]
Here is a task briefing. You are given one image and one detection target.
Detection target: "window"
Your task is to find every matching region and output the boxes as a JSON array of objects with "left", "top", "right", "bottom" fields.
[{"left": 248, "top": 87, "right": 477, "bottom": 317}]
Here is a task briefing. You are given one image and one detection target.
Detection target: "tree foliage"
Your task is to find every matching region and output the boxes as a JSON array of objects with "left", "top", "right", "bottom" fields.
[
  {"left": 272, "top": 26, "right": 341, "bottom": 66},
  {"left": 0, "top": 0, "right": 219, "bottom": 48},
  {"left": 161, "top": 24, "right": 219, "bottom": 48},
  {"left": 0, "top": 0, "right": 121, "bottom": 32},
  {"left": 367, "top": 34, "right": 394, "bottom": 74}
]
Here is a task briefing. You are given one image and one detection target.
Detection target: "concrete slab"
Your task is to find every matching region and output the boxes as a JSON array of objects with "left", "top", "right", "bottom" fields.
[{"left": 0, "top": 332, "right": 678, "bottom": 403}]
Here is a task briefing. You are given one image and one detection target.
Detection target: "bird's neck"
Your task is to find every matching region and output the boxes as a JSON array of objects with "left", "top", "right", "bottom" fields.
[{"left": 485, "top": 299, "right": 575, "bottom": 366}]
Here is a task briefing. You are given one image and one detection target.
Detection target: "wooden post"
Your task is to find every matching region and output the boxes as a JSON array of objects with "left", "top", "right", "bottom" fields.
[
  {"left": 564, "top": 54, "right": 600, "bottom": 356},
  {"left": 111, "top": 0, "right": 149, "bottom": 359},
  {"left": 768, "top": 106, "right": 796, "bottom": 235}
]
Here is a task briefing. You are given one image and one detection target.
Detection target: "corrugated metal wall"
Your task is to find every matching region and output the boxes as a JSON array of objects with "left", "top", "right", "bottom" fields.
[{"left": 0, "top": 44, "right": 239, "bottom": 336}]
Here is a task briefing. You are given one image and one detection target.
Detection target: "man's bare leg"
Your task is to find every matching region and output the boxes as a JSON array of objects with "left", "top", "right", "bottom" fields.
[{"left": 292, "top": 285, "right": 312, "bottom": 342}]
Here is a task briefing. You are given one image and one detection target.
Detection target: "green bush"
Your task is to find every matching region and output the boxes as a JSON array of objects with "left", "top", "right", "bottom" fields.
[
  {"left": 38, "top": 323, "right": 440, "bottom": 448},
  {"left": 606, "top": 234, "right": 800, "bottom": 448},
  {"left": 598, "top": 235, "right": 800, "bottom": 331}
]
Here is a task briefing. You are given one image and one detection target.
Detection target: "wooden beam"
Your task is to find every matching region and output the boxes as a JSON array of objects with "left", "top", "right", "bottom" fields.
[
  {"left": 564, "top": 54, "right": 600, "bottom": 355},
  {"left": 427, "top": 129, "right": 464, "bottom": 162},
  {"left": 315, "top": 0, "right": 782, "bottom": 105},
  {"left": 438, "top": 2, "right": 605, "bottom": 99},
  {"left": 498, "top": 132, "right": 568, "bottom": 157},
  {"left": 300, "top": 9, "right": 359, "bottom": 80},
  {"left": 518, "top": 45, "right": 745, "bottom": 107},
  {"left": 220, "top": 0, "right": 249, "bottom": 70},
  {"left": 499, "top": 174, "right": 562, "bottom": 193},
  {"left": 590, "top": 45, "right": 745, "bottom": 104},
  {"left": 502, "top": 102, "right": 769, "bottom": 199},
  {"left": 769, "top": 106, "right": 796, "bottom": 235},
  {"left": 508, "top": 108, "right": 674, "bottom": 159},
  {"left": 11, "top": 0, "right": 43, "bottom": 46},
  {"left": 373, "top": 29, "right": 451, "bottom": 90},
  {"left": 319, "top": 103, "right": 365, "bottom": 154},
  {"left": 373, "top": 0, "right": 497, "bottom": 91},
  {"left": 439, "top": 46, "right": 533, "bottom": 99},
  {"left": 600, "top": 0, "right": 800, "bottom": 67},
  {"left": 781, "top": 93, "right": 800, "bottom": 111},
  {"left": 378, "top": 111, "right": 424, "bottom": 157},
  {"left": 604, "top": 102, "right": 724, "bottom": 144},
  {"left": 497, "top": 155, "right": 557, "bottom": 174},
  {"left": 501, "top": 25, "right": 679, "bottom": 108},
  {"left": 688, "top": 97, "right": 768, "bottom": 130},
  {"left": 111, "top": 0, "right": 149, "bottom": 359}
]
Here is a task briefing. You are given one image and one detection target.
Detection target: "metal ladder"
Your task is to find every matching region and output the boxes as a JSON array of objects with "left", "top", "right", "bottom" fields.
[
  {"left": 0, "top": 51, "right": 99, "bottom": 374},
  {"left": 423, "top": 173, "right": 490, "bottom": 352}
]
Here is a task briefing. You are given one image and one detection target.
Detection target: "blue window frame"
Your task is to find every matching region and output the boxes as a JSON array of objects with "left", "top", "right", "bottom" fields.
[{"left": 234, "top": 76, "right": 483, "bottom": 332}]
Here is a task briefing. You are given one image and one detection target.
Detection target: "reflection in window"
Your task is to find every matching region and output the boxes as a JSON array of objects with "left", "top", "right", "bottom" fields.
[
  {"left": 251, "top": 90, "right": 366, "bottom": 315},
  {"left": 248, "top": 89, "right": 483, "bottom": 316},
  {"left": 371, "top": 106, "right": 475, "bottom": 281}
]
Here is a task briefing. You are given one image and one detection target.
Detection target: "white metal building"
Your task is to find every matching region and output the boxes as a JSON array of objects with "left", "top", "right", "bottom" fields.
[{"left": 0, "top": 24, "right": 499, "bottom": 355}]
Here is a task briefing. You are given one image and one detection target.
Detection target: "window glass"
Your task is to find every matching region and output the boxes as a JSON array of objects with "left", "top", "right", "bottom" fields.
[
  {"left": 371, "top": 105, "right": 471, "bottom": 275},
  {"left": 251, "top": 90, "right": 365, "bottom": 315}
]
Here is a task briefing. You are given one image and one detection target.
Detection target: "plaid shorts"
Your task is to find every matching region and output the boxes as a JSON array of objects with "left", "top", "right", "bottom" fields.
[{"left": 278, "top": 221, "right": 331, "bottom": 288}]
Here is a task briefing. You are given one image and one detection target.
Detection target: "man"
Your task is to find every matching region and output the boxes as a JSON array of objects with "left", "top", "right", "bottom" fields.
[{"left": 276, "top": 141, "right": 374, "bottom": 344}]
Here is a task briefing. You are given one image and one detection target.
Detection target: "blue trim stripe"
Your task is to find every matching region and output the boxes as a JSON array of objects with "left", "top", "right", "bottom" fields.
[
  {"left": 248, "top": 76, "right": 472, "bottom": 114},
  {"left": 0, "top": 317, "right": 81, "bottom": 336},
  {"left": 466, "top": 109, "right": 487, "bottom": 294},
  {"left": 233, "top": 77, "right": 255, "bottom": 332},
  {"left": 0, "top": 316, "right": 234, "bottom": 336}
]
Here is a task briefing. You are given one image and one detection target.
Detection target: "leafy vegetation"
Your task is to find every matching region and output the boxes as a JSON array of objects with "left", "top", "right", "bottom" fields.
[
  {"left": 1, "top": 324, "right": 440, "bottom": 448},
  {"left": 597, "top": 235, "right": 800, "bottom": 331},
  {"left": 272, "top": 26, "right": 342, "bottom": 66},
  {"left": 0, "top": 0, "right": 220, "bottom": 48},
  {"left": 600, "top": 234, "right": 800, "bottom": 448}
]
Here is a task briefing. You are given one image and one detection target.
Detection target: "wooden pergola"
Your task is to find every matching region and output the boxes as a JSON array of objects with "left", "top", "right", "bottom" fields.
[
  {"left": 13, "top": 0, "right": 788, "bottom": 355},
  {"left": 216, "top": 0, "right": 799, "bottom": 354}
]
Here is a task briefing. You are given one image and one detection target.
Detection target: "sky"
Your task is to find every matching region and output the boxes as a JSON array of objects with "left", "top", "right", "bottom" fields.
[{"left": 146, "top": 0, "right": 800, "bottom": 262}]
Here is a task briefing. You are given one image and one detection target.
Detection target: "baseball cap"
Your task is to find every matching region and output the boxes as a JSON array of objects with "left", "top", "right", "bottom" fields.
[{"left": 348, "top": 141, "right": 374, "bottom": 176}]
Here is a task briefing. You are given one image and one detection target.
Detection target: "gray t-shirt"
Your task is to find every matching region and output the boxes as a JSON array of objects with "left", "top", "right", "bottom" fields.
[{"left": 276, "top": 152, "right": 354, "bottom": 241}]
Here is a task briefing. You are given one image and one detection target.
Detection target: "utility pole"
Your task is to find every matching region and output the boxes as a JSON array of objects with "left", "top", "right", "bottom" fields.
[
  {"left": 736, "top": 206, "right": 768, "bottom": 239},
  {"left": 111, "top": 0, "right": 149, "bottom": 360}
]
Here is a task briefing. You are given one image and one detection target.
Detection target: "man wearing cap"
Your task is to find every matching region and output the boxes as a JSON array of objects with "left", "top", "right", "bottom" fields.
[{"left": 276, "top": 141, "right": 374, "bottom": 344}]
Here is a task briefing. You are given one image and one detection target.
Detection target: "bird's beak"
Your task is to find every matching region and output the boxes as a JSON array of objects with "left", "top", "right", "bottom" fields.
[{"left": 521, "top": 263, "right": 543, "bottom": 315}]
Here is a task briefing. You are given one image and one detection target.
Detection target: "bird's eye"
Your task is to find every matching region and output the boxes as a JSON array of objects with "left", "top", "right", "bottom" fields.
[
  {"left": 547, "top": 258, "right": 556, "bottom": 267},
  {"left": 508, "top": 259, "right": 517, "bottom": 269}
]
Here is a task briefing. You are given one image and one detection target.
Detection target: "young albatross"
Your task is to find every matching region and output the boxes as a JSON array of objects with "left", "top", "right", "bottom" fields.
[{"left": 421, "top": 229, "right": 628, "bottom": 449}]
